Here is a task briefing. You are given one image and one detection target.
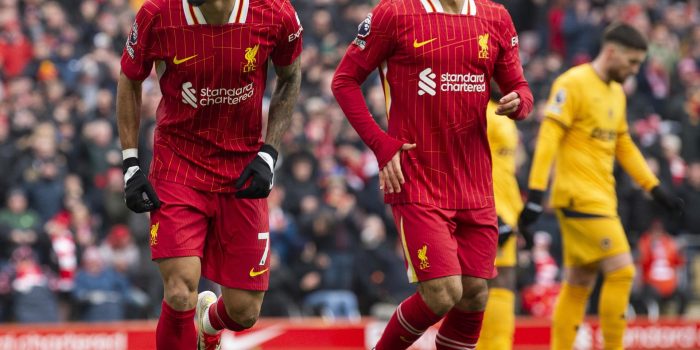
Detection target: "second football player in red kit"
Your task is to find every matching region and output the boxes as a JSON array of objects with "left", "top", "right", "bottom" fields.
[
  {"left": 116, "top": 0, "right": 302, "bottom": 349},
  {"left": 332, "top": 0, "right": 533, "bottom": 348}
]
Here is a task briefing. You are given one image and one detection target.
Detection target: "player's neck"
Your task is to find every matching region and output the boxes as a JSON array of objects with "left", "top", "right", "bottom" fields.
[
  {"left": 591, "top": 58, "right": 611, "bottom": 84},
  {"left": 437, "top": 0, "right": 465, "bottom": 14},
  {"left": 198, "top": 0, "right": 236, "bottom": 25}
]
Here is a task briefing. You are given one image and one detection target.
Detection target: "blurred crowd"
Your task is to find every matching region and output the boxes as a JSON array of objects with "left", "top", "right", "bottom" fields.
[{"left": 0, "top": 0, "right": 699, "bottom": 323}]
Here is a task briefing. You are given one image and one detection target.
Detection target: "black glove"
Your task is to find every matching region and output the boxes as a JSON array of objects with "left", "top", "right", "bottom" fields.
[
  {"left": 123, "top": 157, "right": 161, "bottom": 213},
  {"left": 518, "top": 189, "right": 544, "bottom": 233},
  {"left": 520, "top": 227, "right": 535, "bottom": 250},
  {"left": 235, "top": 144, "right": 278, "bottom": 199},
  {"left": 497, "top": 216, "right": 514, "bottom": 246},
  {"left": 651, "top": 185, "right": 684, "bottom": 216}
]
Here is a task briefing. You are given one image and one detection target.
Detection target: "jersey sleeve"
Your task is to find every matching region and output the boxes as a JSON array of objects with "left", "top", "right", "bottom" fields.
[
  {"left": 527, "top": 118, "right": 567, "bottom": 191},
  {"left": 270, "top": 1, "right": 303, "bottom": 66},
  {"left": 120, "top": 1, "right": 159, "bottom": 81},
  {"left": 615, "top": 118, "right": 660, "bottom": 192},
  {"left": 493, "top": 9, "right": 533, "bottom": 120},
  {"left": 343, "top": 0, "right": 397, "bottom": 72},
  {"left": 543, "top": 76, "right": 577, "bottom": 128}
]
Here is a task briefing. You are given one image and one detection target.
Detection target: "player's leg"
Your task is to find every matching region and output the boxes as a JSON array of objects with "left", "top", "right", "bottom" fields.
[
  {"left": 598, "top": 253, "right": 635, "bottom": 350},
  {"left": 156, "top": 257, "right": 202, "bottom": 350},
  {"left": 436, "top": 207, "right": 498, "bottom": 350},
  {"left": 478, "top": 266, "right": 516, "bottom": 350},
  {"left": 197, "top": 194, "right": 270, "bottom": 348},
  {"left": 149, "top": 179, "right": 211, "bottom": 350},
  {"left": 374, "top": 204, "right": 461, "bottom": 350},
  {"left": 552, "top": 264, "right": 597, "bottom": 350}
]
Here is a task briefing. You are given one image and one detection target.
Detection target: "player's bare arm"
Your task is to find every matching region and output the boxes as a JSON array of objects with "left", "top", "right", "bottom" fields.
[
  {"left": 266, "top": 56, "right": 301, "bottom": 149},
  {"left": 234, "top": 57, "right": 301, "bottom": 199},
  {"left": 116, "top": 72, "right": 161, "bottom": 212},
  {"left": 116, "top": 73, "right": 142, "bottom": 151}
]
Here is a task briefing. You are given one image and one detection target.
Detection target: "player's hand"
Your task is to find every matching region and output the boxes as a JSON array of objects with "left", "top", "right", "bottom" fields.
[
  {"left": 235, "top": 144, "right": 278, "bottom": 199},
  {"left": 495, "top": 92, "right": 521, "bottom": 116},
  {"left": 123, "top": 157, "right": 161, "bottom": 213},
  {"left": 518, "top": 189, "right": 544, "bottom": 232},
  {"left": 520, "top": 227, "right": 535, "bottom": 250},
  {"left": 497, "top": 216, "right": 514, "bottom": 246},
  {"left": 651, "top": 185, "right": 684, "bottom": 216},
  {"left": 379, "top": 143, "right": 416, "bottom": 194}
]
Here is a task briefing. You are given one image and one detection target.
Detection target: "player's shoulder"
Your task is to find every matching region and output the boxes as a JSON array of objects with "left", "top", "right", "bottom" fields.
[
  {"left": 474, "top": 0, "right": 511, "bottom": 23},
  {"left": 260, "top": 0, "right": 297, "bottom": 13},
  {"left": 553, "top": 64, "right": 592, "bottom": 89},
  {"left": 134, "top": 0, "right": 182, "bottom": 25}
]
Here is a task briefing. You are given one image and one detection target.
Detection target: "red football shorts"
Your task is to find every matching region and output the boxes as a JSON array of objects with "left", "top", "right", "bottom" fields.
[
  {"left": 149, "top": 178, "right": 270, "bottom": 291},
  {"left": 391, "top": 203, "right": 498, "bottom": 282}
]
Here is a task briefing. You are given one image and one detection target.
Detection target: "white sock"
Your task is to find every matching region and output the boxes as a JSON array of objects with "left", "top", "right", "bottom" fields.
[{"left": 202, "top": 305, "right": 219, "bottom": 335}]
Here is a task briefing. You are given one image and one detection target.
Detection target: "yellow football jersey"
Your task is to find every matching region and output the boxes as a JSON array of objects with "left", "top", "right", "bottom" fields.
[
  {"left": 487, "top": 101, "right": 523, "bottom": 226},
  {"left": 528, "top": 64, "right": 659, "bottom": 216}
]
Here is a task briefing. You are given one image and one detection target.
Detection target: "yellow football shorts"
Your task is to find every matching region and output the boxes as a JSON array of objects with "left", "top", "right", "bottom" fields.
[
  {"left": 495, "top": 235, "right": 517, "bottom": 267},
  {"left": 556, "top": 209, "right": 630, "bottom": 267}
]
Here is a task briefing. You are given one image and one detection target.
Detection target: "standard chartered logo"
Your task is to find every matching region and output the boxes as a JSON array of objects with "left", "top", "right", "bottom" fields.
[
  {"left": 418, "top": 68, "right": 437, "bottom": 96},
  {"left": 181, "top": 81, "right": 255, "bottom": 108},
  {"left": 181, "top": 82, "right": 197, "bottom": 108},
  {"left": 418, "top": 68, "right": 487, "bottom": 96}
]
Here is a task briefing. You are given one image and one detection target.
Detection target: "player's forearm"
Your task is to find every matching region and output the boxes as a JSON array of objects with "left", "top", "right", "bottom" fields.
[
  {"left": 528, "top": 118, "right": 566, "bottom": 190},
  {"left": 616, "top": 132, "right": 660, "bottom": 191},
  {"left": 116, "top": 72, "right": 143, "bottom": 151},
  {"left": 331, "top": 55, "right": 403, "bottom": 168},
  {"left": 266, "top": 57, "right": 301, "bottom": 149}
]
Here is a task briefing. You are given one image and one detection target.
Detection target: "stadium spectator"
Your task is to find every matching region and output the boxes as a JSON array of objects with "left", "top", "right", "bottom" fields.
[
  {"left": 681, "top": 161, "right": 700, "bottom": 235},
  {"left": 637, "top": 219, "right": 688, "bottom": 317},
  {"left": 73, "top": 247, "right": 131, "bottom": 322},
  {"left": 0, "top": 189, "right": 43, "bottom": 261}
]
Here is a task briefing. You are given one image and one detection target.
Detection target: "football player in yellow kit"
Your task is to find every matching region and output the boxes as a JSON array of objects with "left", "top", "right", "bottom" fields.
[
  {"left": 477, "top": 93, "right": 525, "bottom": 350},
  {"left": 518, "top": 23, "right": 683, "bottom": 349}
]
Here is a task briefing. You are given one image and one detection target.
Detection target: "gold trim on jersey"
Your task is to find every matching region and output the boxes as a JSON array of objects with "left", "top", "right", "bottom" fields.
[
  {"left": 420, "top": 0, "right": 477, "bottom": 15},
  {"left": 182, "top": 0, "right": 248, "bottom": 25},
  {"left": 400, "top": 217, "right": 419, "bottom": 283},
  {"left": 379, "top": 61, "right": 391, "bottom": 120}
]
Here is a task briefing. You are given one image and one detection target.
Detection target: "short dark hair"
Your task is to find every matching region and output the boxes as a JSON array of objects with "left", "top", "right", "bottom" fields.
[{"left": 602, "top": 22, "right": 648, "bottom": 51}]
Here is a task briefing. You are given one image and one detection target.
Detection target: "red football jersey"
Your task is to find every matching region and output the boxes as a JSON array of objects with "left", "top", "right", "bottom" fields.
[
  {"left": 121, "top": 0, "right": 302, "bottom": 192},
  {"left": 335, "top": 0, "right": 532, "bottom": 209}
]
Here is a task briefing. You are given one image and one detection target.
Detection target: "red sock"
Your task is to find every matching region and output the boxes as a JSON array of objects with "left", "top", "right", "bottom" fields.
[
  {"left": 156, "top": 301, "right": 196, "bottom": 350},
  {"left": 375, "top": 293, "right": 443, "bottom": 350},
  {"left": 207, "top": 297, "right": 246, "bottom": 332},
  {"left": 435, "top": 308, "right": 484, "bottom": 350}
]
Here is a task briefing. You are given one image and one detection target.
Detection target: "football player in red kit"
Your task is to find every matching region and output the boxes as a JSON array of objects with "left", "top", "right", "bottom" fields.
[
  {"left": 332, "top": 0, "right": 532, "bottom": 348},
  {"left": 116, "top": 0, "right": 302, "bottom": 348}
]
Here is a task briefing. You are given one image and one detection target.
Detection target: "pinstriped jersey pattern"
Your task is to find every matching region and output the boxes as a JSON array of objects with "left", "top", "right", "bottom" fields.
[
  {"left": 345, "top": 0, "right": 524, "bottom": 209},
  {"left": 121, "top": 0, "right": 302, "bottom": 192}
]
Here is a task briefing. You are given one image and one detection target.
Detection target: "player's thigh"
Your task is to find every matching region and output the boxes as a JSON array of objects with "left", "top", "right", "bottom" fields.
[
  {"left": 489, "top": 266, "right": 516, "bottom": 291},
  {"left": 150, "top": 178, "right": 212, "bottom": 260},
  {"left": 157, "top": 256, "right": 202, "bottom": 308},
  {"left": 556, "top": 209, "right": 630, "bottom": 268},
  {"left": 495, "top": 235, "right": 517, "bottom": 268},
  {"left": 454, "top": 206, "right": 498, "bottom": 279},
  {"left": 391, "top": 203, "right": 460, "bottom": 283},
  {"left": 203, "top": 195, "right": 269, "bottom": 291}
]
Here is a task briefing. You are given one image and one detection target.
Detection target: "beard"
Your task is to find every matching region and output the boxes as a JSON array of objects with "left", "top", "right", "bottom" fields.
[
  {"left": 609, "top": 69, "right": 627, "bottom": 83},
  {"left": 187, "top": 0, "right": 206, "bottom": 6}
]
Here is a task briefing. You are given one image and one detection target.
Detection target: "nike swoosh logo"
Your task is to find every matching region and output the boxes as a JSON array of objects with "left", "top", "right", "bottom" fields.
[
  {"left": 249, "top": 267, "right": 269, "bottom": 277},
  {"left": 413, "top": 38, "right": 436, "bottom": 48},
  {"left": 173, "top": 54, "right": 198, "bottom": 65}
]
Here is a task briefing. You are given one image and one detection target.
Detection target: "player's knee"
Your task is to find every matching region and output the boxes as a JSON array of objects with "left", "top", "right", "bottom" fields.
[
  {"left": 605, "top": 264, "right": 635, "bottom": 282},
  {"left": 162, "top": 275, "right": 199, "bottom": 310},
  {"left": 224, "top": 303, "right": 261, "bottom": 329},
  {"left": 419, "top": 277, "right": 462, "bottom": 315},
  {"left": 455, "top": 278, "right": 489, "bottom": 311}
]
